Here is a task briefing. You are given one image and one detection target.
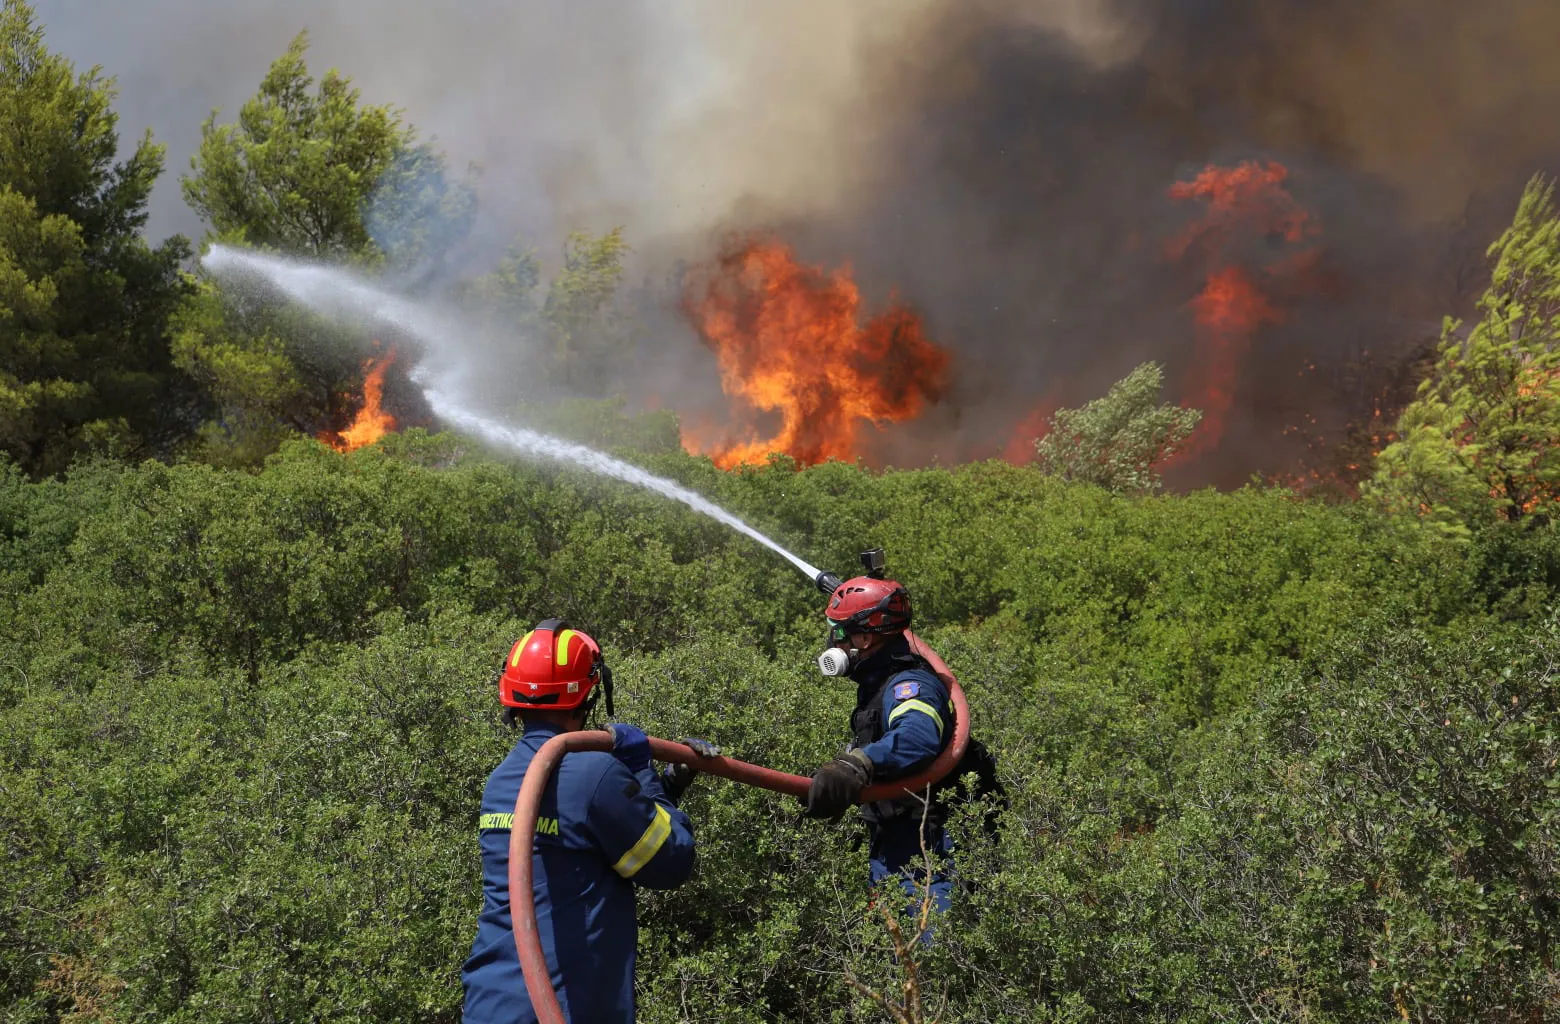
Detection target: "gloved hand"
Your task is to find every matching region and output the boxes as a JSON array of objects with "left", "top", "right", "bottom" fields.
[
  {"left": 802, "top": 749, "right": 873, "bottom": 820},
  {"left": 660, "top": 737, "right": 721, "bottom": 804},
  {"left": 606, "top": 723, "right": 652, "bottom": 775}
]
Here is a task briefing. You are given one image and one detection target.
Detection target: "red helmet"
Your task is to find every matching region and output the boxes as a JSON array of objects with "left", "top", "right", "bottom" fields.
[
  {"left": 825, "top": 576, "right": 911, "bottom": 640},
  {"left": 499, "top": 619, "right": 611, "bottom": 713}
]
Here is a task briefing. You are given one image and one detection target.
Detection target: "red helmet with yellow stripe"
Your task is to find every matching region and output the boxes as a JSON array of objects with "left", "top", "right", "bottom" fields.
[{"left": 499, "top": 618, "right": 613, "bottom": 714}]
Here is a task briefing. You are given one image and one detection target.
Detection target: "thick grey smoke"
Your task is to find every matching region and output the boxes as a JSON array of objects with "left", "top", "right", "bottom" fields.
[
  {"left": 32, "top": 1, "right": 953, "bottom": 249},
  {"left": 31, "top": 0, "right": 1560, "bottom": 485},
  {"left": 818, "top": 0, "right": 1560, "bottom": 483},
  {"left": 33, "top": 0, "right": 695, "bottom": 245}
]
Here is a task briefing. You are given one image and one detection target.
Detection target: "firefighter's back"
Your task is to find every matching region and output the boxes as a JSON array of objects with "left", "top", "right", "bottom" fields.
[{"left": 462, "top": 731, "right": 641, "bottom": 1023}]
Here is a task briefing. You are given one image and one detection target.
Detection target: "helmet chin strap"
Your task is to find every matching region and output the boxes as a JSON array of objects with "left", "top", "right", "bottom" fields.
[
  {"left": 599, "top": 662, "right": 615, "bottom": 718},
  {"left": 575, "top": 663, "right": 614, "bottom": 725}
]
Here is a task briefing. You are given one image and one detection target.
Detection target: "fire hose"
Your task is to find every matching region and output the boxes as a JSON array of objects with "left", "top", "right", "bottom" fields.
[{"left": 507, "top": 630, "right": 969, "bottom": 1024}]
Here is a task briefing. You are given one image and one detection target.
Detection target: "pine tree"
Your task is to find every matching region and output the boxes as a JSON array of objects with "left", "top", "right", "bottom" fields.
[
  {"left": 181, "top": 31, "right": 474, "bottom": 269},
  {"left": 541, "top": 229, "right": 631, "bottom": 393},
  {"left": 175, "top": 32, "right": 476, "bottom": 463},
  {"left": 0, "top": 0, "right": 192, "bottom": 476}
]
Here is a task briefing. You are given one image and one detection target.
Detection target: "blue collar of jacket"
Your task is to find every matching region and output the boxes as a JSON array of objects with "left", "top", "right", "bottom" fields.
[
  {"left": 850, "top": 634, "right": 922, "bottom": 700},
  {"left": 521, "top": 718, "right": 574, "bottom": 741}
]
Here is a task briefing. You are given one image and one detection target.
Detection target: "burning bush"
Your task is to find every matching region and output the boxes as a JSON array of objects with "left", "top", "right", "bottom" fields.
[
  {"left": 681, "top": 236, "right": 951, "bottom": 469},
  {"left": 320, "top": 348, "right": 400, "bottom": 453},
  {"left": 1369, "top": 174, "right": 1560, "bottom": 534}
]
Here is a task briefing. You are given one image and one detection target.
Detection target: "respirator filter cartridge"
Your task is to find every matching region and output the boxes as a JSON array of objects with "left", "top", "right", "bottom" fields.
[{"left": 817, "top": 647, "right": 852, "bottom": 676}]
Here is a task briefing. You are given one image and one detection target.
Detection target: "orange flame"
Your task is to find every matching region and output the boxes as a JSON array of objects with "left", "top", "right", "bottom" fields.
[
  {"left": 681, "top": 237, "right": 951, "bottom": 469},
  {"left": 1479, "top": 362, "right": 1559, "bottom": 518},
  {"left": 322, "top": 348, "right": 399, "bottom": 452},
  {"left": 1180, "top": 266, "right": 1281, "bottom": 454},
  {"left": 1167, "top": 161, "right": 1319, "bottom": 459}
]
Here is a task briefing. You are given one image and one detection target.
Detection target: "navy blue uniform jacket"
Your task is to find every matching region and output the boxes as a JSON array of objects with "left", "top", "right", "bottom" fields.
[
  {"left": 462, "top": 721, "right": 696, "bottom": 1023},
  {"left": 855, "top": 659, "right": 952, "bottom": 781}
]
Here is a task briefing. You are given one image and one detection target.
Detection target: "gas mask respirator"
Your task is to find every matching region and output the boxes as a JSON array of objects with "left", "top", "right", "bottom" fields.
[{"left": 817, "top": 645, "right": 855, "bottom": 677}]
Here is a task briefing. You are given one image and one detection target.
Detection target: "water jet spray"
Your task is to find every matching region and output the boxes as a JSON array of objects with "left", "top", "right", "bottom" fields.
[{"left": 200, "top": 244, "right": 828, "bottom": 583}]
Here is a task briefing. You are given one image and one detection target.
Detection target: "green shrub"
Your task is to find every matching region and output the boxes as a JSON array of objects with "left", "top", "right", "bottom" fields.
[{"left": 3, "top": 440, "right": 1557, "bottom": 1021}]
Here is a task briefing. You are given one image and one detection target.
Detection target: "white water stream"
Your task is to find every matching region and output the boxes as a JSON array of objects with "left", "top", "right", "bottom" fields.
[{"left": 201, "top": 245, "right": 828, "bottom": 583}]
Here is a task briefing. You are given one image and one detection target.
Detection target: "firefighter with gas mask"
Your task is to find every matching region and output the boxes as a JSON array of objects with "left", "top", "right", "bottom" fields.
[
  {"left": 801, "top": 572, "right": 965, "bottom": 915},
  {"left": 462, "top": 619, "right": 718, "bottom": 1023}
]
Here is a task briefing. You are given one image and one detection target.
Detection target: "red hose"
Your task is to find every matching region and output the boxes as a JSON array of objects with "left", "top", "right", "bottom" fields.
[{"left": 506, "top": 630, "right": 969, "bottom": 1023}]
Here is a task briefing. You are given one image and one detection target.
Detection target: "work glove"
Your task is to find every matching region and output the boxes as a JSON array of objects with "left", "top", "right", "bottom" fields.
[
  {"left": 802, "top": 749, "right": 874, "bottom": 820},
  {"left": 660, "top": 737, "right": 721, "bottom": 805},
  {"left": 606, "top": 723, "right": 653, "bottom": 775}
]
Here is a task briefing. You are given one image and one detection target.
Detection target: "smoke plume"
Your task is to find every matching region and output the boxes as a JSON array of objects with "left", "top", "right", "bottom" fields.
[{"left": 32, "top": 0, "right": 1560, "bottom": 484}]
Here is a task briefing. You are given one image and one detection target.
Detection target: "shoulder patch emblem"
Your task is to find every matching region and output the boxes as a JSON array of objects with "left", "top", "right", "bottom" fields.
[{"left": 893, "top": 680, "right": 920, "bottom": 700}]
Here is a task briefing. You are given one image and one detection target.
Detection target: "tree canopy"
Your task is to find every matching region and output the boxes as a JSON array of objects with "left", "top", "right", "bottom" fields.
[
  {"left": 1032, "top": 361, "right": 1202, "bottom": 495},
  {"left": 181, "top": 30, "right": 475, "bottom": 270},
  {"left": 1369, "top": 174, "right": 1560, "bottom": 535},
  {"left": 174, "top": 31, "right": 486, "bottom": 463},
  {"left": 0, "top": 0, "right": 191, "bottom": 477}
]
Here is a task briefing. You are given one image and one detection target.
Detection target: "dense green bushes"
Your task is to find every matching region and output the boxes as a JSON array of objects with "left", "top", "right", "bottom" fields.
[
  {"left": 2, "top": 439, "right": 1556, "bottom": 1022},
  {"left": 5, "top": 433, "right": 1475, "bottom": 709},
  {"left": 899, "top": 616, "right": 1558, "bottom": 1022}
]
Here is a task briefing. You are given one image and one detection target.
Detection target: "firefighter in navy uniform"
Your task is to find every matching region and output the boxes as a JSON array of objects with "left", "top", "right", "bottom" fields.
[
  {"left": 462, "top": 619, "right": 718, "bottom": 1023},
  {"left": 801, "top": 570, "right": 1001, "bottom": 917}
]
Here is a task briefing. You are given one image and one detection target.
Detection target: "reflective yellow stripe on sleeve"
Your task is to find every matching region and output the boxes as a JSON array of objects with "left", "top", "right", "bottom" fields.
[
  {"left": 887, "top": 699, "right": 945, "bottom": 739},
  {"left": 611, "top": 804, "right": 671, "bottom": 879}
]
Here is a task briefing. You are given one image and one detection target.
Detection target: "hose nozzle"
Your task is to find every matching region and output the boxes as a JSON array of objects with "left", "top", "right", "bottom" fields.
[{"left": 815, "top": 571, "right": 843, "bottom": 595}]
